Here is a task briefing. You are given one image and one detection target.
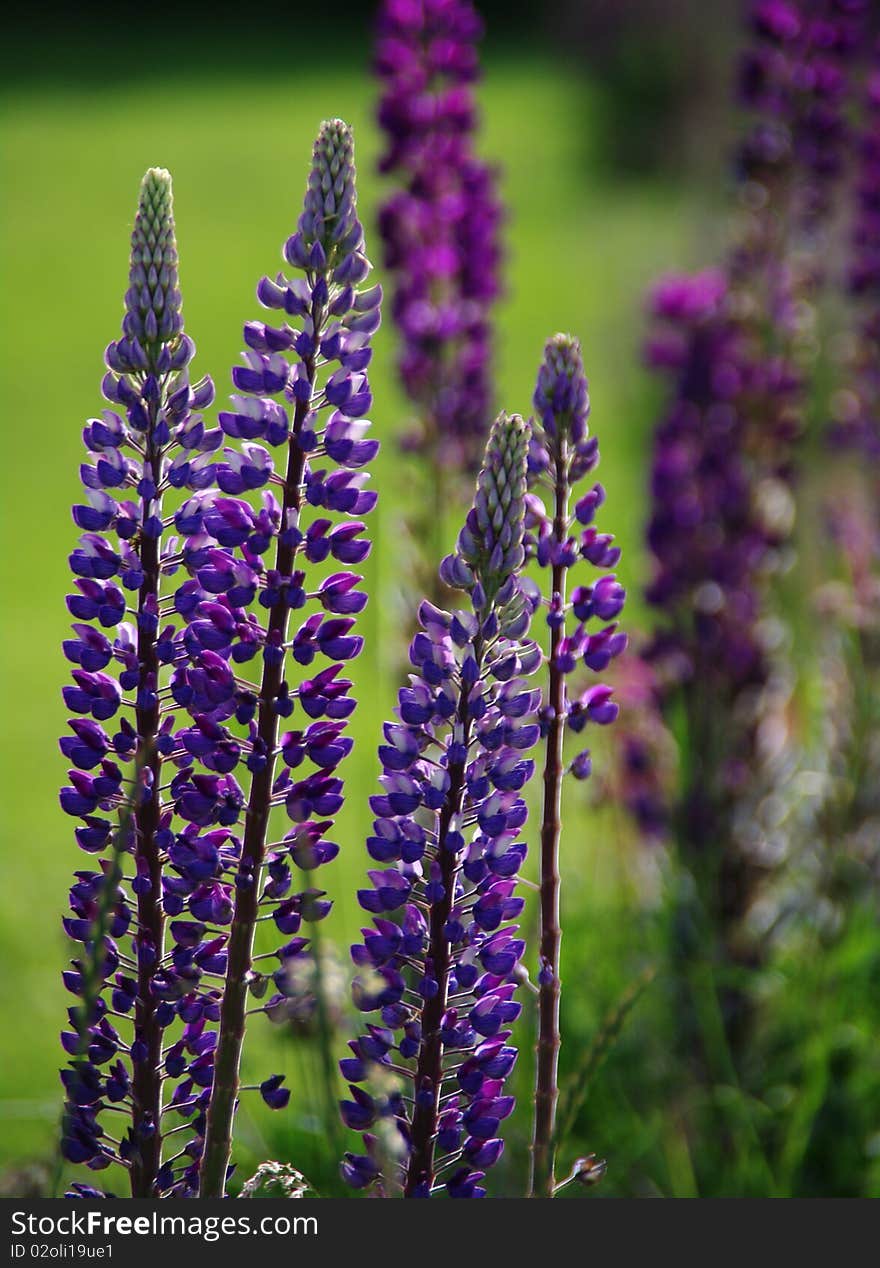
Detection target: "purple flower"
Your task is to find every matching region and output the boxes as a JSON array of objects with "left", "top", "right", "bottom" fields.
[
  {"left": 644, "top": 270, "right": 771, "bottom": 695},
  {"left": 643, "top": 1, "right": 868, "bottom": 782},
  {"left": 259, "top": 1074, "right": 291, "bottom": 1110},
  {"left": 60, "top": 169, "right": 216, "bottom": 1198},
  {"left": 343, "top": 414, "right": 536, "bottom": 1198},
  {"left": 638, "top": 0, "right": 869, "bottom": 1066},
  {"left": 525, "top": 334, "right": 624, "bottom": 1196},
  {"left": 736, "top": 0, "right": 867, "bottom": 225},
  {"left": 171, "top": 120, "right": 380, "bottom": 1198},
  {"left": 375, "top": 0, "right": 502, "bottom": 474}
]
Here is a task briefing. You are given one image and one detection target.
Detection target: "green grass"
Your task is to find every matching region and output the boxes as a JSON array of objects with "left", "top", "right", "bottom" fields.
[{"left": 0, "top": 55, "right": 702, "bottom": 1186}]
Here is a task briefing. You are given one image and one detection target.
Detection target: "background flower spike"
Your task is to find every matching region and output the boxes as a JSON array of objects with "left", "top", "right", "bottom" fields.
[{"left": 374, "top": 0, "right": 502, "bottom": 618}]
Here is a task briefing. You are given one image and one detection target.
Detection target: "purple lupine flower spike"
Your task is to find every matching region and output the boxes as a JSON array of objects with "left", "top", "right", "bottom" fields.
[
  {"left": 342, "top": 413, "right": 538, "bottom": 1198},
  {"left": 645, "top": 0, "right": 869, "bottom": 797},
  {"left": 645, "top": 0, "right": 869, "bottom": 785},
  {"left": 524, "top": 335, "right": 625, "bottom": 1198},
  {"left": 640, "top": 0, "right": 869, "bottom": 1064},
  {"left": 60, "top": 168, "right": 215, "bottom": 1196},
  {"left": 168, "top": 120, "right": 380, "bottom": 1198},
  {"left": 375, "top": 0, "right": 502, "bottom": 477},
  {"left": 736, "top": 0, "right": 868, "bottom": 235}
]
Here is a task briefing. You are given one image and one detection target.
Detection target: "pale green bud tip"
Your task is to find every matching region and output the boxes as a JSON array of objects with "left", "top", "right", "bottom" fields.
[
  {"left": 455, "top": 412, "right": 531, "bottom": 599},
  {"left": 547, "top": 332, "right": 580, "bottom": 356},
  {"left": 486, "top": 410, "right": 530, "bottom": 468},
  {"left": 136, "top": 169, "right": 174, "bottom": 238},
  {"left": 545, "top": 333, "right": 584, "bottom": 381},
  {"left": 311, "top": 120, "right": 356, "bottom": 201},
  {"left": 141, "top": 166, "right": 173, "bottom": 199},
  {"left": 121, "top": 166, "right": 184, "bottom": 350},
  {"left": 297, "top": 120, "right": 364, "bottom": 265},
  {"left": 316, "top": 118, "right": 354, "bottom": 162},
  {"left": 132, "top": 167, "right": 176, "bottom": 253},
  {"left": 479, "top": 412, "right": 530, "bottom": 519}
]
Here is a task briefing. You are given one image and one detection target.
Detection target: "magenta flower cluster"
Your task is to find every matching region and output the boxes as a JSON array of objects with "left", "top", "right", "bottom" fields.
[
  {"left": 736, "top": 0, "right": 868, "bottom": 227},
  {"left": 375, "top": 0, "right": 502, "bottom": 471},
  {"left": 645, "top": 0, "right": 869, "bottom": 708}
]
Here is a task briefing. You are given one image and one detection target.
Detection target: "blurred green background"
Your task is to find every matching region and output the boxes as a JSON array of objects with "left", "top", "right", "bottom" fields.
[{"left": 5, "top": 0, "right": 876, "bottom": 1199}]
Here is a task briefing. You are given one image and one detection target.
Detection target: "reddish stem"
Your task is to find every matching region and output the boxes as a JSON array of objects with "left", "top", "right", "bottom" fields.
[
  {"left": 530, "top": 446, "right": 569, "bottom": 1198},
  {"left": 404, "top": 636, "right": 482, "bottom": 1197},
  {"left": 129, "top": 397, "right": 165, "bottom": 1198}
]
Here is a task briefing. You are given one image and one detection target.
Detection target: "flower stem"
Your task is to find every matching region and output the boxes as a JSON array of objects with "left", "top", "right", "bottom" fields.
[
  {"left": 404, "top": 638, "right": 481, "bottom": 1197},
  {"left": 530, "top": 448, "right": 569, "bottom": 1199},
  {"left": 129, "top": 402, "right": 165, "bottom": 1198}
]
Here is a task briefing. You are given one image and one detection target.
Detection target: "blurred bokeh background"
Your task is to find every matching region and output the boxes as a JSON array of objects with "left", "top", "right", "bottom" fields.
[{"left": 3, "top": 0, "right": 878, "bottom": 1198}]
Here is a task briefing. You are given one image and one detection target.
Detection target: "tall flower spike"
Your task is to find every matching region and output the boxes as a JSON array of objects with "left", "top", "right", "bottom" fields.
[
  {"left": 646, "top": 0, "right": 869, "bottom": 785},
  {"left": 167, "top": 120, "right": 380, "bottom": 1198},
  {"left": 375, "top": 0, "right": 502, "bottom": 608},
  {"left": 60, "top": 169, "right": 216, "bottom": 1196},
  {"left": 375, "top": 0, "right": 501, "bottom": 471},
  {"left": 524, "top": 336, "right": 625, "bottom": 1198},
  {"left": 645, "top": 0, "right": 869, "bottom": 829},
  {"left": 342, "top": 413, "right": 539, "bottom": 1198},
  {"left": 453, "top": 410, "right": 529, "bottom": 602},
  {"left": 641, "top": 0, "right": 869, "bottom": 1073},
  {"left": 116, "top": 170, "right": 186, "bottom": 366}
]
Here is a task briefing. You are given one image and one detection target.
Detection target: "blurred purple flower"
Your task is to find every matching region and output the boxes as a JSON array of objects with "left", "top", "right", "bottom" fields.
[{"left": 375, "top": 0, "right": 502, "bottom": 473}]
